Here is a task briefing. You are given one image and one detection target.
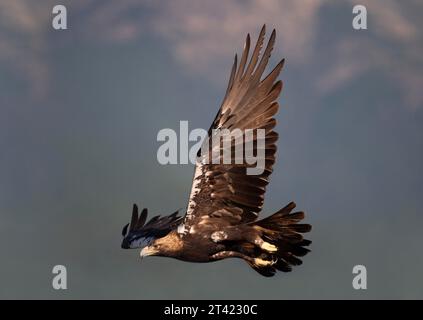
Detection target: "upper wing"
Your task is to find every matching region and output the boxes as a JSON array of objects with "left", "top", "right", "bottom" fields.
[{"left": 178, "top": 25, "right": 285, "bottom": 235}]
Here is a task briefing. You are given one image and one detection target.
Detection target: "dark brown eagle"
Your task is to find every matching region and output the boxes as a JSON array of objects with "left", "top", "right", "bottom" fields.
[{"left": 121, "top": 25, "right": 311, "bottom": 277}]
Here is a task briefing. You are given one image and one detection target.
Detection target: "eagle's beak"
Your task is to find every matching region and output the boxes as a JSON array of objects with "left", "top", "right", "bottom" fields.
[{"left": 140, "top": 246, "right": 157, "bottom": 258}]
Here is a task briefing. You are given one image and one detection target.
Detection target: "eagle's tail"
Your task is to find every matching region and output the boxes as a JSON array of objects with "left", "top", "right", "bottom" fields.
[{"left": 247, "top": 202, "right": 312, "bottom": 277}]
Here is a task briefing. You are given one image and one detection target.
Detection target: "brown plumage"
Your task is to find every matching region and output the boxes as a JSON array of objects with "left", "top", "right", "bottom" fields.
[{"left": 121, "top": 25, "right": 311, "bottom": 277}]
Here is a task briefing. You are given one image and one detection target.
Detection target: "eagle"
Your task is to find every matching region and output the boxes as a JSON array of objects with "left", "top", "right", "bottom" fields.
[{"left": 121, "top": 25, "right": 311, "bottom": 277}]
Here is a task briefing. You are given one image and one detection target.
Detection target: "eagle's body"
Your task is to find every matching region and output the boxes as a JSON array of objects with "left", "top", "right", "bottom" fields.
[
  {"left": 153, "top": 231, "right": 223, "bottom": 262},
  {"left": 149, "top": 225, "right": 260, "bottom": 262},
  {"left": 121, "top": 26, "right": 312, "bottom": 277}
]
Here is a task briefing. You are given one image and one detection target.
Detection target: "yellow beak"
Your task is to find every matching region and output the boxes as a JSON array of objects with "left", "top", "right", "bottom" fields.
[{"left": 140, "top": 246, "right": 158, "bottom": 258}]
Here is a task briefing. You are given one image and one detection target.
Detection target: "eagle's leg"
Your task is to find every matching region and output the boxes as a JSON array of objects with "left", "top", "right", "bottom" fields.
[
  {"left": 211, "top": 229, "right": 277, "bottom": 253},
  {"left": 210, "top": 250, "right": 247, "bottom": 261},
  {"left": 210, "top": 251, "right": 276, "bottom": 268}
]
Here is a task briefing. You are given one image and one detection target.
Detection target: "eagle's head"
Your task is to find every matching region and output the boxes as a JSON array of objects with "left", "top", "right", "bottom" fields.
[
  {"left": 139, "top": 233, "right": 182, "bottom": 258},
  {"left": 121, "top": 204, "right": 182, "bottom": 256}
]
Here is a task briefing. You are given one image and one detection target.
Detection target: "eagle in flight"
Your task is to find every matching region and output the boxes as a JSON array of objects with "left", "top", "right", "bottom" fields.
[{"left": 121, "top": 26, "right": 311, "bottom": 277}]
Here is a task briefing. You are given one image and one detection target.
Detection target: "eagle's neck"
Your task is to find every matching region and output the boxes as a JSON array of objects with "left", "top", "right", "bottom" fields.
[{"left": 155, "top": 231, "right": 184, "bottom": 257}]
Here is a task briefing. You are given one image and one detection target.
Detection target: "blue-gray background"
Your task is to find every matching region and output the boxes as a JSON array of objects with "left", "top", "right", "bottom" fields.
[{"left": 1, "top": 0, "right": 422, "bottom": 299}]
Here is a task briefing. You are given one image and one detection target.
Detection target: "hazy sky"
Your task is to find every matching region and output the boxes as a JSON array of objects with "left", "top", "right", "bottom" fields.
[{"left": 1, "top": 0, "right": 422, "bottom": 299}]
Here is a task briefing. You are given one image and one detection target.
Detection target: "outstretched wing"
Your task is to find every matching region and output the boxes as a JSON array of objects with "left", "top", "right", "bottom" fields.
[{"left": 178, "top": 25, "right": 284, "bottom": 235}]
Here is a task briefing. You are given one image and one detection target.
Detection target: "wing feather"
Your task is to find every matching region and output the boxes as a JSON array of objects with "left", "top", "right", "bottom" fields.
[{"left": 180, "top": 26, "right": 284, "bottom": 234}]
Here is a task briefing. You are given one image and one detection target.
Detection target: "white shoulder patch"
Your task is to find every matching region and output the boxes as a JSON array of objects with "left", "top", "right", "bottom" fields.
[
  {"left": 177, "top": 223, "right": 188, "bottom": 235},
  {"left": 211, "top": 231, "right": 228, "bottom": 242}
]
